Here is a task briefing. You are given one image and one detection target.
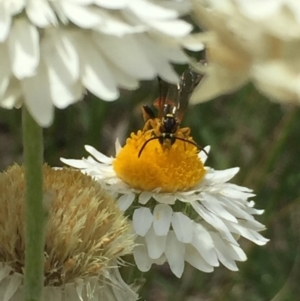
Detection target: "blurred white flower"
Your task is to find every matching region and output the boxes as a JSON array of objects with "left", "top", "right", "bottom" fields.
[
  {"left": 0, "top": 0, "right": 203, "bottom": 127},
  {"left": 190, "top": 0, "right": 300, "bottom": 105},
  {"left": 0, "top": 165, "right": 138, "bottom": 301},
  {"left": 61, "top": 130, "right": 268, "bottom": 278}
]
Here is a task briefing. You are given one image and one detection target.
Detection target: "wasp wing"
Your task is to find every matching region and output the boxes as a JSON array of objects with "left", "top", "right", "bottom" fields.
[
  {"left": 177, "top": 66, "right": 204, "bottom": 122},
  {"left": 153, "top": 77, "right": 179, "bottom": 119},
  {"left": 153, "top": 65, "right": 204, "bottom": 122}
]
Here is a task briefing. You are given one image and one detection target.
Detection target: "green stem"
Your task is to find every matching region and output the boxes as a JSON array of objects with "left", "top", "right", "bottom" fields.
[{"left": 22, "top": 107, "right": 44, "bottom": 301}]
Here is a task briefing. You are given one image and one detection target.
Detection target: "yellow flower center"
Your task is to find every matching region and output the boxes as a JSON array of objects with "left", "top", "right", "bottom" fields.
[{"left": 113, "top": 130, "right": 206, "bottom": 192}]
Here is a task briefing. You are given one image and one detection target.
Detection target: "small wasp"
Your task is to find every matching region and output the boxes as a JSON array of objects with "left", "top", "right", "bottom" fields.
[{"left": 138, "top": 66, "right": 207, "bottom": 158}]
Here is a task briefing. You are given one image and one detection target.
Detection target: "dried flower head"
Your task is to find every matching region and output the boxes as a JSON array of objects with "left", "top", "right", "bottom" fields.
[{"left": 0, "top": 164, "right": 138, "bottom": 301}]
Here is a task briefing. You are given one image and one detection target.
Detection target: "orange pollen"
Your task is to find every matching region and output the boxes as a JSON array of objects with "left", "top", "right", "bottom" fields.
[{"left": 113, "top": 129, "right": 206, "bottom": 193}]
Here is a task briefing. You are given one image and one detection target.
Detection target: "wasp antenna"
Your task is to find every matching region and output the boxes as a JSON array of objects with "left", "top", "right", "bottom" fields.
[
  {"left": 199, "top": 147, "right": 209, "bottom": 157},
  {"left": 198, "top": 145, "right": 208, "bottom": 157},
  {"left": 175, "top": 137, "right": 209, "bottom": 157},
  {"left": 138, "top": 137, "right": 159, "bottom": 158}
]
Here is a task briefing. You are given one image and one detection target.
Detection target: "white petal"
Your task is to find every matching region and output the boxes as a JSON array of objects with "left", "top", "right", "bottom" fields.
[
  {"left": 230, "top": 244, "right": 247, "bottom": 262},
  {"left": 249, "top": 230, "right": 269, "bottom": 245},
  {"left": 214, "top": 231, "right": 246, "bottom": 262},
  {"left": 93, "top": 32, "right": 156, "bottom": 79},
  {"left": 153, "top": 204, "right": 172, "bottom": 236},
  {"left": 201, "top": 193, "right": 238, "bottom": 223},
  {"left": 21, "top": 63, "right": 54, "bottom": 127},
  {"left": 0, "top": 77, "right": 21, "bottom": 109},
  {"left": 136, "top": 35, "right": 178, "bottom": 84},
  {"left": 149, "top": 19, "right": 192, "bottom": 37},
  {"left": 41, "top": 31, "right": 83, "bottom": 108},
  {"left": 94, "top": 0, "right": 126, "bottom": 9},
  {"left": 60, "top": 2, "right": 102, "bottom": 28},
  {"left": 50, "top": 2, "right": 68, "bottom": 24},
  {"left": 220, "top": 197, "right": 257, "bottom": 221},
  {"left": 0, "top": 3, "right": 11, "bottom": 42},
  {"left": 60, "top": 158, "right": 88, "bottom": 169},
  {"left": 185, "top": 244, "right": 214, "bottom": 273},
  {"left": 76, "top": 34, "right": 119, "bottom": 101},
  {"left": 240, "top": 218, "right": 266, "bottom": 231},
  {"left": 152, "top": 193, "right": 176, "bottom": 205},
  {"left": 141, "top": 33, "right": 188, "bottom": 64},
  {"left": 133, "top": 207, "right": 153, "bottom": 236},
  {"left": 67, "top": 0, "right": 94, "bottom": 3},
  {"left": 181, "top": 34, "right": 205, "bottom": 51},
  {"left": 191, "top": 222, "right": 219, "bottom": 266},
  {"left": 117, "top": 193, "right": 135, "bottom": 211},
  {"left": 152, "top": 254, "right": 167, "bottom": 266},
  {"left": 225, "top": 221, "right": 268, "bottom": 245},
  {"left": 165, "top": 231, "right": 185, "bottom": 278},
  {"left": 4, "top": 273, "right": 22, "bottom": 301},
  {"left": 128, "top": 0, "right": 177, "bottom": 20},
  {"left": 138, "top": 191, "right": 153, "bottom": 205},
  {"left": 133, "top": 236, "right": 152, "bottom": 272},
  {"left": 199, "top": 146, "right": 210, "bottom": 163},
  {"left": 191, "top": 201, "right": 238, "bottom": 245},
  {"left": 85, "top": 145, "right": 113, "bottom": 164},
  {"left": 6, "top": 0, "right": 25, "bottom": 14},
  {"left": 8, "top": 18, "right": 39, "bottom": 79},
  {"left": 145, "top": 226, "right": 167, "bottom": 259},
  {"left": 226, "top": 183, "right": 253, "bottom": 193},
  {"left": 220, "top": 188, "right": 255, "bottom": 199},
  {"left": 210, "top": 232, "right": 241, "bottom": 271},
  {"left": 107, "top": 61, "right": 140, "bottom": 90},
  {"left": 204, "top": 167, "right": 240, "bottom": 183},
  {"left": 171, "top": 212, "right": 193, "bottom": 243},
  {"left": 43, "top": 29, "right": 80, "bottom": 82},
  {"left": 161, "top": 45, "right": 188, "bottom": 64},
  {"left": 41, "top": 30, "right": 83, "bottom": 108},
  {"left": 26, "top": 0, "right": 57, "bottom": 27},
  {"left": 96, "top": 13, "right": 144, "bottom": 36}
]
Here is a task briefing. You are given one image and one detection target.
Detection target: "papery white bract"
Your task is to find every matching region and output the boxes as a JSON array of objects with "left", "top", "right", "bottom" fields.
[
  {"left": 190, "top": 0, "right": 300, "bottom": 105},
  {"left": 0, "top": 0, "right": 203, "bottom": 126}
]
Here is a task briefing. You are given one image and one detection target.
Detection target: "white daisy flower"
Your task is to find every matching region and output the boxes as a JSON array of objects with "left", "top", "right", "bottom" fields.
[
  {"left": 0, "top": 0, "right": 203, "bottom": 127},
  {"left": 0, "top": 165, "right": 138, "bottom": 301},
  {"left": 190, "top": 0, "right": 300, "bottom": 105},
  {"left": 61, "top": 128, "right": 268, "bottom": 278}
]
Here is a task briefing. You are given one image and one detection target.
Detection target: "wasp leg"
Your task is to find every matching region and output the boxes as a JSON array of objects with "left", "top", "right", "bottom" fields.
[
  {"left": 179, "top": 127, "right": 191, "bottom": 137},
  {"left": 143, "top": 118, "right": 160, "bottom": 133},
  {"left": 177, "top": 127, "right": 208, "bottom": 156}
]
